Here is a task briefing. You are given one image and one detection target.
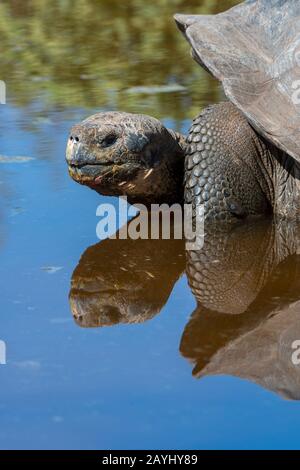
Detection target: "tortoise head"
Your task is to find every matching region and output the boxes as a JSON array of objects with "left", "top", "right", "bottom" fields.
[{"left": 66, "top": 112, "right": 184, "bottom": 205}]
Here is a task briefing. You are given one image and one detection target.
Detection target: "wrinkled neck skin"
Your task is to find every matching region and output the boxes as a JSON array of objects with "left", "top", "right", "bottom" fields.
[
  {"left": 267, "top": 142, "right": 300, "bottom": 219},
  {"left": 97, "top": 129, "right": 186, "bottom": 207},
  {"left": 235, "top": 134, "right": 300, "bottom": 220},
  {"left": 253, "top": 132, "right": 300, "bottom": 219}
]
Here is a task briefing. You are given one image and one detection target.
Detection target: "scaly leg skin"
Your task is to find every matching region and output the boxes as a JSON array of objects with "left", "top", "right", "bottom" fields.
[{"left": 185, "top": 102, "right": 278, "bottom": 223}]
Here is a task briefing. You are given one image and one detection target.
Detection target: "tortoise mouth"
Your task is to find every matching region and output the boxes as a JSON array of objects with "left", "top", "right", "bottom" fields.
[
  {"left": 68, "top": 160, "right": 141, "bottom": 189},
  {"left": 68, "top": 162, "right": 117, "bottom": 186},
  {"left": 68, "top": 161, "right": 114, "bottom": 170}
]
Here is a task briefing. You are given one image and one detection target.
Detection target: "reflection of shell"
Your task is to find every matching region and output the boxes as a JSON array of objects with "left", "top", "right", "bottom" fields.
[
  {"left": 183, "top": 218, "right": 300, "bottom": 400},
  {"left": 199, "top": 305, "right": 300, "bottom": 401}
]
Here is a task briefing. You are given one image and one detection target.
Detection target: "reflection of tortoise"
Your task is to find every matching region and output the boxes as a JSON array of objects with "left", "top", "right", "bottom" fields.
[
  {"left": 67, "top": 1, "right": 300, "bottom": 222},
  {"left": 70, "top": 213, "right": 300, "bottom": 400},
  {"left": 69, "top": 222, "right": 185, "bottom": 328}
]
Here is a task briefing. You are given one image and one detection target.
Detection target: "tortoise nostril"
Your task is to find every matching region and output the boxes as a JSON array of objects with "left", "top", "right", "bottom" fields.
[{"left": 68, "top": 135, "right": 81, "bottom": 146}]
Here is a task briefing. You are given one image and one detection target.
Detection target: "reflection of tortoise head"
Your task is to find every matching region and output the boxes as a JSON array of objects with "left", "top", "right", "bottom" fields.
[{"left": 69, "top": 234, "right": 185, "bottom": 328}]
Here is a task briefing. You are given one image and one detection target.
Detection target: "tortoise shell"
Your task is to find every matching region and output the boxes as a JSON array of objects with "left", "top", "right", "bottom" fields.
[{"left": 175, "top": 0, "right": 300, "bottom": 162}]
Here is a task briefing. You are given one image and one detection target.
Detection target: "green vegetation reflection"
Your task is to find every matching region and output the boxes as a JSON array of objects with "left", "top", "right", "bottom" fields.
[{"left": 0, "top": 0, "right": 240, "bottom": 118}]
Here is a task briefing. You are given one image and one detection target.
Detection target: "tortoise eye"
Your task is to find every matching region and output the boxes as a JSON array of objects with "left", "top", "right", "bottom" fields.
[{"left": 101, "top": 134, "right": 117, "bottom": 147}]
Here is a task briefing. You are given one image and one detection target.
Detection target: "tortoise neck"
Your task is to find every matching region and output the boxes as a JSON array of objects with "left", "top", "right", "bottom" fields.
[
  {"left": 167, "top": 129, "right": 187, "bottom": 154},
  {"left": 126, "top": 146, "right": 185, "bottom": 207}
]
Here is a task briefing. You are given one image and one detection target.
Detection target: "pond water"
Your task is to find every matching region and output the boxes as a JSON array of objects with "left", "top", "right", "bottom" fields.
[{"left": 1, "top": 0, "right": 300, "bottom": 450}]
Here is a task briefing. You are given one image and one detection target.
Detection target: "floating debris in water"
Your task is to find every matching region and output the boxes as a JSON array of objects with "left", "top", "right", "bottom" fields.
[
  {"left": 10, "top": 207, "right": 25, "bottom": 217},
  {"left": 41, "top": 266, "right": 63, "bottom": 274},
  {"left": 125, "top": 84, "right": 186, "bottom": 95},
  {"left": 32, "top": 117, "right": 53, "bottom": 126},
  {"left": 0, "top": 155, "right": 35, "bottom": 163},
  {"left": 14, "top": 360, "right": 41, "bottom": 370},
  {"left": 52, "top": 416, "right": 64, "bottom": 423},
  {"left": 30, "top": 76, "right": 50, "bottom": 83},
  {"left": 80, "top": 74, "right": 97, "bottom": 81}
]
